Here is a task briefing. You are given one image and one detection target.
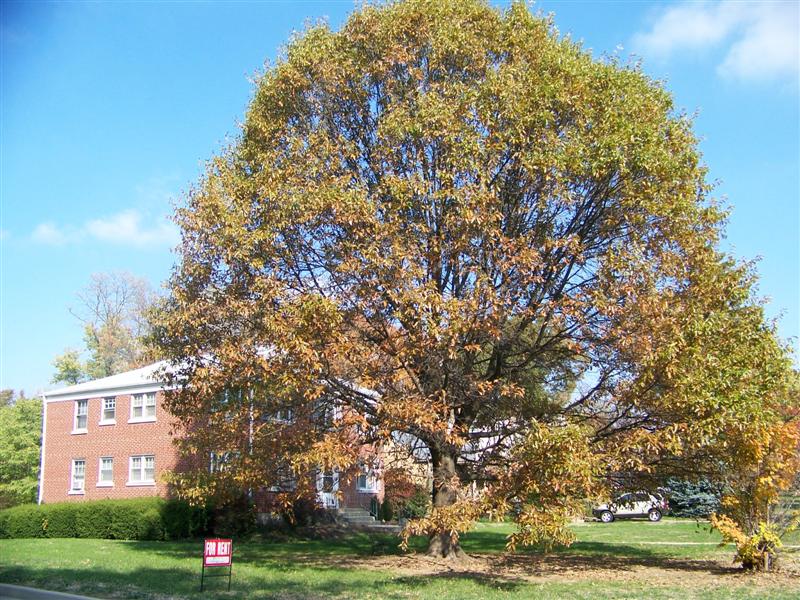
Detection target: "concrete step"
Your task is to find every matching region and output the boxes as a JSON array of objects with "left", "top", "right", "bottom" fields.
[
  {"left": 349, "top": 522, "right": 402, "bottom": 533},
  {"left": 340, "top": 509, "right": 375, "bottom": 516},
  {"left": 339, "top": 507, "right": 378, "bottom": 526}
]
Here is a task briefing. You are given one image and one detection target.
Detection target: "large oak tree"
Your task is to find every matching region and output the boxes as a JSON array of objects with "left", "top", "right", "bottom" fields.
[{"left": 154, "top": 0, "right": 795, "bottom": 559}]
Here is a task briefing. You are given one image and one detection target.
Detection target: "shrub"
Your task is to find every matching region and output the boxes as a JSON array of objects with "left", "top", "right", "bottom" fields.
[
  {"left": 381, "top": 497, "right": 394, "bottom": 522},
  {"left": 711, "top": 514, "right": 784, "bottom": 571},
  {"left": 42, "top": 502, "right": 76, "bottom": 537},
  {"left": 209, "top": 495, "right": 255, "bottom": 537},
  {"left": 400, "top": 487, "right": 431, "bottom": 520},
  {"left": 0, "top": 498, "right": 210, "bottom": 540},
  {"left": 283, "top": 496, "right": 320, "bottom": 528},
  {"left": 162, "top": 497, "right": 209, "bottom": 539},
  {"left": 0, "top": 504, "right": 46, "bottom": 538},
  {"left": 76, "top": 502, "right": 109, "bottom": 538},
  {"left": 138, "top": 507, "right": 165, "bottom": 540},
  {"left": 108, "top": 500, "right": 146, "bottom": 539}
]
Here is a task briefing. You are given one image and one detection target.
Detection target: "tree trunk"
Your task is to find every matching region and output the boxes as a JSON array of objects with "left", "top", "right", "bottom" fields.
[
  {"left": 426, "top": 447, "right": 467, "bottom": 561},
  {"left": 427, "top": 530, "right": 467, "bottom": 561}
]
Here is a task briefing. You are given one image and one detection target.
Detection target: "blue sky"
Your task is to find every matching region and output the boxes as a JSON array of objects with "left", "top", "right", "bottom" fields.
[{"left": 1, "top": 1, "right": 798, "bottom": 394}]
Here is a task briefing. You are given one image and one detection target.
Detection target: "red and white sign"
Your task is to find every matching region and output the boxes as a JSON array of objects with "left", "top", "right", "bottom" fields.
[{"left": 203, "top": 538, "right": 232, "bottom": 567}]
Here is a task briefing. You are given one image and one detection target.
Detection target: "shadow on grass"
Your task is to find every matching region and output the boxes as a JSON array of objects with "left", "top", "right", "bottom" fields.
[
  {"left": 121, "top": 530, "right": 423, "bottom": 563},
  {"left": 2, "top": 527, "right": 747, "bottom": 599},
  {"left": 119, "top": 528, "right": 723, "bottom": 573},
  {"left": 0, "top": 540, "right": 751, "bottom": 600},
  {"left": 0, "top": 561, "right": 526, "bottom": 599},
  {"left": 1, "top": 564, "right": 400, "bottom": 600},
  {"left": 491, "top": 549, "right": 738, "bottom": 577}
]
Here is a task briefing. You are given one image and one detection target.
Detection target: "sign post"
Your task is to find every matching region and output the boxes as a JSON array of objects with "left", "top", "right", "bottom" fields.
[{"left": 200, "top": 538, "right": 233, "bottom": 591}]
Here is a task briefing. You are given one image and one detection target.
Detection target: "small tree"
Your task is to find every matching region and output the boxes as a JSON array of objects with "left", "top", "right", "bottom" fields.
[
  {"left": 0, "top": 392, "right": 42, "bottom": 508},
  {"left": 52, "top": 349, "right": 86, "bottom": 385},
  {"left": 666, "top": 479, "right": 723, "bottom": 519},
  {"left": 711, "top": 378, "right": 800, "bottom": 571}
]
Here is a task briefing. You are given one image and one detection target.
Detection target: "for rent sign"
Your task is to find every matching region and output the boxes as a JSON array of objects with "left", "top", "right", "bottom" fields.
[
  {"left": 203, "top": 539, "right": 232, "bottom": 566},
  {"left": 201, "top": 538, "right": 233, "bottom": 591}
]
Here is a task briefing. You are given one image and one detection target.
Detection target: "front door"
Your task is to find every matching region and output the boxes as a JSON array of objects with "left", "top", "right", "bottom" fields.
[{"left": 316, "top": 469, "right": 339, "bottom": 509}]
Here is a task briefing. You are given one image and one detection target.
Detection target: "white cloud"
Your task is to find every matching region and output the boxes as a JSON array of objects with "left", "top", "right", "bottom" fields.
[
  {"left": 633, "top": 1, "right": 799, "bottom": 83},
  {"left": 85, "top": 210, "right": 178, "bottom": 247},
  {"left": 31, "top": 210, "right": 178, "bottom": 248},
  {"left": 633, "top": 1, "right": 737, "bottom": 56},
  {"left": 718, "top": 4, "right": 799, "bottom": 81},
  {"left": 32, "top": 222, "right": 72, "bottom": 245}
]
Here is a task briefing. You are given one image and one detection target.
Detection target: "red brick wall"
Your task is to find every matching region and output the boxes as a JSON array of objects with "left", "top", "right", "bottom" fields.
[
  {"left": 41, "top": 390, "right": 386, "bottom": 511},
  {"left": 339, "top": 471, "right": 383, "bottom": 511},
  {"left": 41, "top": 391, "right": 180, "bottom": 503}
]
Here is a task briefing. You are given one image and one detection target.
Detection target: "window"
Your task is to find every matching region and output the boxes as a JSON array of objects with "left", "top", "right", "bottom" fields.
[
  {"left": 314, "top": 400, "right": 340, "bottom": 430},
  {"left": 356, "top": 464, "right": 379, "bottom": 492},
  {"left": 262, "top": 407, "right": 294, "bottom": 423},
  {"left": 320, "top": 470, "right": 337, "bottom": 493},
  {"left": 131, "top": 393, "right": 156, "bottom": 421},
  {"left": 70, "top": 459, "right": 85, "bottom": 492},
  {"left": 268, "top": 463, "right": 297, "bottom": 491},
  {"left": 98, "top": 457, "right": 114, "bottom": 486},
  {"left": 101, "top": 397, "right": 116, "bottom": 423},
  {"left": 356, "top": 473, "right": 378, "bottom": 491},
  {"left": 74, "top": 400, "right": 88, "bottom": 431},
  {"left": 214, "top": 388, "right": 244, "bottom": 422},
  {"left": 209, "top": 451, "right": 239, "bottom": 474},
  {"left": 128, "top": 455, "right": 155, "bottom": 484}
]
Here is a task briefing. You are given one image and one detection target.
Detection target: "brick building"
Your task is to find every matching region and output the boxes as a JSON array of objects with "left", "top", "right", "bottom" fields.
[
  {"left": 39, "top": 362, "right": 179, "bottom": 504},
  {"left": 38, "top": 362, "right": 384, "bottom": 515}
]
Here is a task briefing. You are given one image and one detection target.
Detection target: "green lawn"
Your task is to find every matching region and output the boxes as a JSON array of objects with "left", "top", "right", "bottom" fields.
[{"left": 1, "top": 520, "right": 797, "bottom": 599}]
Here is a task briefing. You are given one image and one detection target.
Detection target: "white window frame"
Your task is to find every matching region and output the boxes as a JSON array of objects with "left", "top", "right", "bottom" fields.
[
  {"left": 129, "top": 393, "right": 156, "bottom": 423},
  {"left": 97, "top": 457, "right": 114, "bottom": 487},
  {"left": 73, "top": 400, "right": 88, "bottom": 433},
  {"left": 265, "top": 407, "right": 294, "bottom": 423},
  {"left": 356, "top": 469, "right": 379, "bottom": 492},
  {"left": 100, "top": 397, "right": 116, "bottom": 425},
  {"left": 316, "top": 468, "right": 340, "bottom": 509},
  {"left": 127, "top": 454, "right": 155, "bottom": 486},
  {"left": 209, "top": 451, "right": 239, "bottom": 474},
  {"left": 69, "top": 459, "right": 86, "bottom": 494}
]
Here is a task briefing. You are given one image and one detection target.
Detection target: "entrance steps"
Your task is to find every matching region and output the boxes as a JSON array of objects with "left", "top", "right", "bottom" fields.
[
  {"left": 338, "top": 507, "right": 400, "bottom": 532},
  {"left": 339, "top": 507, "right": 377, "bottom": 525}
]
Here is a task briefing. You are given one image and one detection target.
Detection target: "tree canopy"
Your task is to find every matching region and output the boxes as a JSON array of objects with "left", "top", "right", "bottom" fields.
[
  {"left": 52, "top": 272, "right": 157, "bottom": 385},
  {"left": 154, "top": 0, "right": 796, "bottom": 559}
]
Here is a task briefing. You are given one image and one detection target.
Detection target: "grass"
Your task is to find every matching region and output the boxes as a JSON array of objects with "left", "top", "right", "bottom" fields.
[{"left": 1, "top": 519, "right": 797, "bottom": 599}]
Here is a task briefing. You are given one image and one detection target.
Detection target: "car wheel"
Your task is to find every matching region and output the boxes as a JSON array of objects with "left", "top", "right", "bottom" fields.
[
  {"left": 600, "top": 510, "right": 614, "bottom": 523},
  {"left": 648, "top": 509, "right": 662, "bottom": 522}
]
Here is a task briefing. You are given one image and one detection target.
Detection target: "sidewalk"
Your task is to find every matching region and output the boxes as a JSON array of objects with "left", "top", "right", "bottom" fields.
[{"left": 0, "top": 584, "right": 97, "bottom": 600}]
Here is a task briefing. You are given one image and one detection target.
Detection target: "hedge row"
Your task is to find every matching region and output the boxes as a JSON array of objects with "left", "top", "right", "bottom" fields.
[{"left": 0, "top": 498, "right": 209, "bottom": 540}]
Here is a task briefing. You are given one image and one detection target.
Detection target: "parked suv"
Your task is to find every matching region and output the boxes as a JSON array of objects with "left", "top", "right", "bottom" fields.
[{"left": 593, "top": 492, "right": 668, "bottom": 523}]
